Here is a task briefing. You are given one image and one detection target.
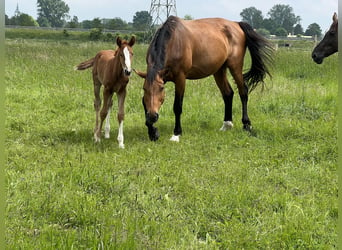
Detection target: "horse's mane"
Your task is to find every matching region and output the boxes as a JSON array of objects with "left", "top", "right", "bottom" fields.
[{"left": 147, "top": 16, "right": 179, "bottom": 83}]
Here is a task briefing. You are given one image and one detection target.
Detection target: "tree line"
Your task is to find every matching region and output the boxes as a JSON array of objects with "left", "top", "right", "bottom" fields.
[
  {"left": 6, "top": 0, "right": 323, "bottom": 37},
  {"left": 240, "top": 5, "right": 322, "bottom": 37},
  {"left": 6, "top": 0, "right": 153, "bottom": 32}
]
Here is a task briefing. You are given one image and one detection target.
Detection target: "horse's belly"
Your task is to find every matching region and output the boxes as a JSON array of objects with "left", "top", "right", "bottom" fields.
[{"left": 186, "top": 63, "right": 222, "bottom": 79}]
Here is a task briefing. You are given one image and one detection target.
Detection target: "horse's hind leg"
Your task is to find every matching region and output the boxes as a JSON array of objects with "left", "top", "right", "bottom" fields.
[
  {"left": 213, "top": 67, "right": 234, "bottom": 131},
  {"left": 116, "top": 88, "right": 126, "bottom": 149},
  {"left": 93, "top": 78, "right": 102, "bottom": 142},
  {"left": 229, "top": 65, "right": 251, "bottom": 131},
  {"left": 95, "top": 86, "right": 113, "bottom": 142}
]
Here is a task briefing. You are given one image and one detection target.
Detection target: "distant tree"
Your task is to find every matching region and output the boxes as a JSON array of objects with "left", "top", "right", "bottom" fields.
[
  {"left": 17, "top": 13, "right": 39, "bottom": 26},
  {"left": 183, "top": 15, "right": 193, "bottom": 20},
  {"left": 262, "top": 18, "right": 277, "bottom": 34},
  {"left": 274, "top": 27, "right": 288, "bottom": 37},
  {"left": 92, "top": 18, "right": 103, "bottom": 30},
  {"left": 268, "top": 4, "right": 300, "bottom": 34},
  {"left": 133, "top": 11, "right": 152, "bottom": 30},
  {"left": 305, "top": 23, "right": 322, "bottom": 37},
  {"left": 37, "top": 0, "right": 70, "bottom": 27},
  {"left": 5, "top": 14, "right": 10, "bottom": 25},
  {"left": 293, "top": 24, "right": 304, "bottom": 35},
  {"left": 104, "top": 18, "right": 128, "bottom": 30},
  {"left": 256, "top": 28, "right": 270, "bottom": 37},
  {"left": 240, "top": 7, "right": 264, "bottom": 29},
  {"left": 38, "top": 17, "right": 51, "bottom": 27},
  {"left": 66, "top": 16, "right": 79, "bottom": 28},
  {"left": 81, "top": 20, "right": 93, "bottom": 29}
]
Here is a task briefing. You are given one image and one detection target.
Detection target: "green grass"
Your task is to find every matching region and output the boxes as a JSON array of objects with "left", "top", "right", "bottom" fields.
[{"left": 5, "top": 38, "right": 337, "bottom": 249}]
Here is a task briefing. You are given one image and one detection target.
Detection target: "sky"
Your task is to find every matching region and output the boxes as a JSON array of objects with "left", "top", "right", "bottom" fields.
[{"left": 5, "top": 0, "right": 338, "bottom": 30}]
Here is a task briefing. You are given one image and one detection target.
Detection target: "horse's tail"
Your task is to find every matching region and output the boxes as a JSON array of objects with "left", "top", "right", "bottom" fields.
[
  {"left": 238, "top": 22, "right": 274, "bottom": 93},
  {"left": 74, "top": 57, "right": 95, "bottom": 71}
]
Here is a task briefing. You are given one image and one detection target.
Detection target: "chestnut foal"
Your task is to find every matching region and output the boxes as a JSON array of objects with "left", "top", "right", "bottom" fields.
[{"left": 75, "top": 36, "right": 135, "bottom": 148}]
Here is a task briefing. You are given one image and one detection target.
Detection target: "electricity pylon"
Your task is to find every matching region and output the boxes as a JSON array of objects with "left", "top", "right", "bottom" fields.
[{"left": 149, "top": 0, "right": 177, "bottom": 26}]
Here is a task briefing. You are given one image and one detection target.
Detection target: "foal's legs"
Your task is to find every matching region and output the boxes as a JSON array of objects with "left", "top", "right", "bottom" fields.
[
  {"left": 94, "top": 86, "right": 113, "bottom": 142},
  {"left": 104, "top": 98, "right": 113, "bottom": 139},
  {"left": 116, "top": 88, "right": 126, "bottom": 149},
  {"left": 93, "top": 78, "right": 102, "bottom": 141},
  {"left": 213, "top": 67, "right": 234, "bottom": 131}
]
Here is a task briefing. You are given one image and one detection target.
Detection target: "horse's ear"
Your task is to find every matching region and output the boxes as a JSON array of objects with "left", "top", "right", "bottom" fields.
[
  {"left": 133, "top": 69, "right": 147, "bottom": 79},
  {"left": 116, "top": 37, "right": 122, "bottom": 47},
  {"left": 333, "top": 12, "right": 338, "bottom": 23},
  {"left": 129, "top": 36, "right": 136, "bottom": 47}
]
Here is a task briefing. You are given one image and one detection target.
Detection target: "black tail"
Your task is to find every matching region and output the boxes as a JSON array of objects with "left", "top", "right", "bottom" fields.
[{"left": 238, "top": 22, "right": 274, "bottom": 93}]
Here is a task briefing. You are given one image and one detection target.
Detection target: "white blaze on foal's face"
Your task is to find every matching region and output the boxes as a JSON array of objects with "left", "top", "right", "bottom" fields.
[{"left": 123, "top": 47, "right": 131, "bottom": 73}]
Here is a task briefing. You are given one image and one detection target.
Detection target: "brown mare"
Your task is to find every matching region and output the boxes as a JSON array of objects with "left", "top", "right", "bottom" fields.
[
  {"left": 75, "top": 36, "right": 135, "bottom": 148},
  {"left": 136, "top": 16, "right": 273, "bottom": 142},
  {"left": 312, "top": 12, "right": 338, "bottom": 64}
]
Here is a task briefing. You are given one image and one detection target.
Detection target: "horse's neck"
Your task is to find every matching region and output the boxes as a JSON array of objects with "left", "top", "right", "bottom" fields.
[{"left": 111, "top": 53, "right": 123, "bottom": 78}]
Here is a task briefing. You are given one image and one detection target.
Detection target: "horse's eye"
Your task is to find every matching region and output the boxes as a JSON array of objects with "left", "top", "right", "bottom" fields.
[
  {"left": 330, "top": 31, "right": 336, "bottom": 35},
  {"left": 160, "top": 86, "right": 164, "bottom": 91}
]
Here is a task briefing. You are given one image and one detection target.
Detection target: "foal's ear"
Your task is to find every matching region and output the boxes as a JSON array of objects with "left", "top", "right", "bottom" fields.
[
  {"left": 129, "top": 36, "right": 136, "bottom": 47},
  {"left": 133, "top": 69, "right": 147, "bottom": 79},
  {"left": 333, "top": 12, "right": 338, "bottom": 23},
  {"left": 116, "top": 36, "right": 122, "bottom": 47}
]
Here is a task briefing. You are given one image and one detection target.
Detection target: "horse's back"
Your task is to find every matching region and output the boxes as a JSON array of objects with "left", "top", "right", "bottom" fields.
[
  {"left": 95, "top": 50, "right": 116, "bottom": 63},
  {"left": 174, "top": 18, "right": 246, "bottom": 78}
]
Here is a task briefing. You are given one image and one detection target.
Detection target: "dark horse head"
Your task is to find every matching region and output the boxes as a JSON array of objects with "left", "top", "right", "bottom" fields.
[
  {"left": 312, "top": 12, "right": 338, "bottom": 64},
  {"left": 135, "top": 17, "right": 177, "bottom": 126}
]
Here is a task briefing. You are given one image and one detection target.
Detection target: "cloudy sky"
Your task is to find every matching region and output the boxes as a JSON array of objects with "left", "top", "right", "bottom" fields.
[{"left": 5, "top": 0, "right": 338, "bottom": 30}]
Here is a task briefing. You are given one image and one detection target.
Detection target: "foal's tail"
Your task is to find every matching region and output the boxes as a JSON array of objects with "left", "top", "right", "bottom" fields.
[
  {"left": 74, "top": 57, "right": 95, "bottom": 70},
  {"left": 238, "top": 22, "right": 274, "bottom": 93}
]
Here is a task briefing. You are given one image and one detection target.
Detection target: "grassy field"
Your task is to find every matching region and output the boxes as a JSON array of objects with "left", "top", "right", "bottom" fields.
[{"left": 5, "top": 38, "right": 337, "bottom": 249}]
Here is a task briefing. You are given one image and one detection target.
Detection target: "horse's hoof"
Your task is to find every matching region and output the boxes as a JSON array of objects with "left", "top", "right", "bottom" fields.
[
  {"left": 94, "top": 135, "right": 101, "bottom": 143},
  {"left": 170, "top": 135, "right": 180, "bottom": 142},
  {"left": 149, "top": 127, "right": 160, "bottom": 141},
  {"left": 220, "top": 121, "right": 234, "bottom": 131},
  {"left": 243, "top": 124, "right": 252, "bottom": 132}
]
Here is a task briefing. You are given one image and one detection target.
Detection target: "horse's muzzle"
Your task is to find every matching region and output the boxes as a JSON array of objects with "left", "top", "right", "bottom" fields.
[
  {"left": 124, "top": 69, "right": 131, "bottom": 76},
  {"left": 312, "top": 52, "right": 323, "bottom": 64},
  {"left": 146, "top": 112, "right": 159, "bottom": 124}
]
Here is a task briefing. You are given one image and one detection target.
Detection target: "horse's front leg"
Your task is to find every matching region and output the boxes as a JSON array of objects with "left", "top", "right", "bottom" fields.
[
  {"left": 116, "top": 89, "right": 126, "bottom": 149},
  {"left": 142, "top": 97, "right": 159, "bottom": 141},
  {"left": 170, "top": 78, "right": 185, "bottom": 142}
]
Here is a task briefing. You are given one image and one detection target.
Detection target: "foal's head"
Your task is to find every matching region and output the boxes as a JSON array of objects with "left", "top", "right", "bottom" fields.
[
  {"left": 312, "top": 13, "right": 338, "bottom": 64},
  {"left": 116, "top": 36, "right": 136, "bottom": 75}
]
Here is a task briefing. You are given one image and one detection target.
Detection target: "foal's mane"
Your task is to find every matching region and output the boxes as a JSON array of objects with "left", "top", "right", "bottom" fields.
[{"left": 147, "top": 15, "right": 179, "bottom": 83}]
